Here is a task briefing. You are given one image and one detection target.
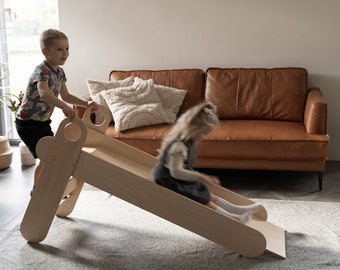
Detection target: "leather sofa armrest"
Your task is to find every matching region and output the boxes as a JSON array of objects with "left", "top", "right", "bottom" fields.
[
  {"left": 74, "top": 94, "right": 92, "bottom": 119},
  {"left": 304, "top": 88, "right": 327, "bottom": 134}
]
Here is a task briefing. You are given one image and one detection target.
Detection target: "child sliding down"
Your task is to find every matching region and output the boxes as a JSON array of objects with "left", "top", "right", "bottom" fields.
[{"left": 152, "top": 101, "right": 261, "bottom": 223}]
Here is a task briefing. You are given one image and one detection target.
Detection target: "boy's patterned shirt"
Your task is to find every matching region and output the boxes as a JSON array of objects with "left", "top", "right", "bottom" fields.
[{"left": 16, "top": 61, "right": 67, "bottom": 121}]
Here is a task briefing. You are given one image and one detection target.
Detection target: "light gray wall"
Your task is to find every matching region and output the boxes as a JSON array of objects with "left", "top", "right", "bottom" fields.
[{"left": 58, "top": 0, "right": 340, "bottom": 160}]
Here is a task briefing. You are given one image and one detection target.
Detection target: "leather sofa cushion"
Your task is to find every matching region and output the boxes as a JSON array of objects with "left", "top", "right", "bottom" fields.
[
  {"left": 205, "top": 68, "right": 308, "bottom": 122},
  {"left": 109, "top": 69, "right": 205, "bottom": 115},
  {"left": 200, "top": 120, "right": 328, "bottom": 160},
  {"left": 104, "top": 123, "right": 169, "bottom": 157},
  {"left": 104, "top": 119, "right": 328, "bottom": 161}
]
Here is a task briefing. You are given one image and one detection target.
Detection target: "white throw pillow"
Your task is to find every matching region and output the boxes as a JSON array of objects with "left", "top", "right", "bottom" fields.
[
  {"left": 101, "top": 79, "right": 172, "bottom": 132},
  {"left": 86, "top": 76, "right": 135, "bottom": 98},
  {"left": 154, "top": 84, "right": 187, "bottom": 117},
  {"left": 86, "top": 77, "right": 134, "bottom": 123},
  {"left": 134, "top": 77, "right": 187, "bottom": 121}
]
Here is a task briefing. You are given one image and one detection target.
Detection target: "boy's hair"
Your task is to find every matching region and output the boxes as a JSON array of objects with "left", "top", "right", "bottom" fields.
[{"left": 40, "top": 29, "right": 68, "bottom": 49}]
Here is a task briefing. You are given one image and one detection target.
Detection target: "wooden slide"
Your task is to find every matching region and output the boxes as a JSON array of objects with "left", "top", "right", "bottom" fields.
[{"left": 20, "top": 107, "right": 286, "bottom": 259}]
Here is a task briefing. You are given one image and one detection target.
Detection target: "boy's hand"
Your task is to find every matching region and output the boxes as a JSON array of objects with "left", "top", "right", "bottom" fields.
[
  {"left": 62, "top": 104, "right": 75, "bottom": 119},
  {"left": 87, "top": 101, "right": 98, "bottom": 112}
]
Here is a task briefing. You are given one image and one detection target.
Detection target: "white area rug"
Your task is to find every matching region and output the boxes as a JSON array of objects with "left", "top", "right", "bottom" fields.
[{"left": 0, "top": 190, "right": 339, "bottom": 270}]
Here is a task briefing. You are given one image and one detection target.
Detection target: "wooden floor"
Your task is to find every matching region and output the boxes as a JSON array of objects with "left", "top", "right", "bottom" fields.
[{"left": 1, "top": 146, "right": 339, "bottom": 240}]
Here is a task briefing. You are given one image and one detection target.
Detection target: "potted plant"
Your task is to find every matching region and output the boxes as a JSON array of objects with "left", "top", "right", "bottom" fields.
[
  {"left": 0, "top": 90, "right": 36, "bottom": 166},
  {"left": 0, "top": 90, "right": 24, "bottom": 113}
]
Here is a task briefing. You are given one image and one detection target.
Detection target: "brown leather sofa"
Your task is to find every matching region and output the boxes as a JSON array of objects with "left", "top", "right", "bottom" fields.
[{"left": 75, "top": 67, "right": 329, "bottom": 190}]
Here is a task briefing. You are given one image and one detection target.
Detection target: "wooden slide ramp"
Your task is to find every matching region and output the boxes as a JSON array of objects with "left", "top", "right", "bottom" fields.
[{"left": 20, "top": 107, "right": 286, "bottom": 258}]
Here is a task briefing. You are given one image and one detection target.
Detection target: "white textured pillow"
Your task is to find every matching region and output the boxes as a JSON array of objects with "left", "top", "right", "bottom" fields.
[
  {"left": 154, "top": 84, "right": 187, "bottom": 116},
  {"left": 86, "top": 77, "right": 134, "bottom": 123},
  {"left": 134, "top": 77, "right": 187, "bottom": 120},
  {"left": 101, "top": 79, "right": 172, "bottom": 132},
  {"left": 86, "top": 77, "right": 134, "bottom": 97}
]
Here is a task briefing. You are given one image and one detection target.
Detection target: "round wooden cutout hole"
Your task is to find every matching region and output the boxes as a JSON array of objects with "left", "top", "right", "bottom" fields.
[{"left": 64, "top": 122, "right": 82, "bottom": 142}]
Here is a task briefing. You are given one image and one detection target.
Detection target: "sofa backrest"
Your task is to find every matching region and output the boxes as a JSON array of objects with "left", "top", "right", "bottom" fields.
[
  {"left": 205, "top": 68, "right": 308, "bottom": 122},
  {"left": 110, "top": 69, "right": 205, "bottom": 115}
]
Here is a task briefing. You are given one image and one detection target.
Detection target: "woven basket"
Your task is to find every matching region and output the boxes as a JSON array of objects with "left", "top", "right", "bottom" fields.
[
  {"left": 0, "top": 136, "right": 13, "bottom": 170},
  {"left": 19, "top": 142, "right": 36, "bottom": 166},
  {"left": 0, "top": 136, "right": 11, "bottom": 153},
  {"left": 0, "top": 151, "right": 13, "bottom": 170}
]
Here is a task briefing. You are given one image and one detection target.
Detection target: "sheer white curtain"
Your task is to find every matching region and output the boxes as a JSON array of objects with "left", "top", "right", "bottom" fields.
[
  {"left": 0, "top": 0, "right": 59, "bottom": 140},
  {"left": 0, "top": 0, "right": 11, "bottom": 137}
]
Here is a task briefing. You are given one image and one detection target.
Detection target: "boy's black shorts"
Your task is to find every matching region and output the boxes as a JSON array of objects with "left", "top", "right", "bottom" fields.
[{"left": 15, "top": 119, "right": 54, "bottom": 159}]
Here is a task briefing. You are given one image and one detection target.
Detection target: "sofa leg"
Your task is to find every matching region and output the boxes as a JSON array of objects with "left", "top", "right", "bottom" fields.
[{"left": 318, "top": 172, "right": 323, "bottom": 191}]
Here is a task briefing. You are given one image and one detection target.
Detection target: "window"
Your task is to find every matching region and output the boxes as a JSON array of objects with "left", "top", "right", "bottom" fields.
[{"left": 0, "top": 0, "right": 58, "bottom": 141}]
